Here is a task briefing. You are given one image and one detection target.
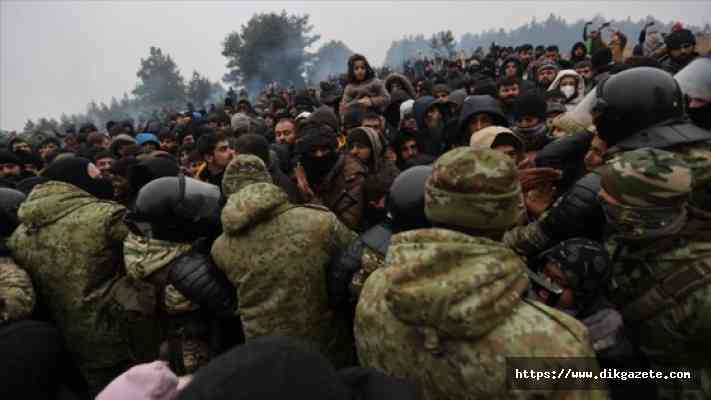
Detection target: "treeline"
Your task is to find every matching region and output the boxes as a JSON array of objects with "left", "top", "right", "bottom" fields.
[
  {"left": 384, "top": 13, "right": 710, "bottom": 67},
  {"left": 14, "top": 46, "right": 225, "bottom": 137}
]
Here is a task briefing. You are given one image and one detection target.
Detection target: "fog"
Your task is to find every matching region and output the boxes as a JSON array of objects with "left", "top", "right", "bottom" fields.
[{"left": 1, "top": 1, "right": 710, "bottom": 131}]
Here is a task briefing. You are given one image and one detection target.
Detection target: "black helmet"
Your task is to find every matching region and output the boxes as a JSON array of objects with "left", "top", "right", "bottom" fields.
[
  {"left": 388, "top": 165, "right": 432, "bottom": 232},
  {"left": 0, "top": 188, "right": 26, "bottom": 237},
  {"left": 593, "top": 67, "right": 684, "bottom": 146},
  {"left": 135, "top": 176, "right": 222, "bottom": 242}
]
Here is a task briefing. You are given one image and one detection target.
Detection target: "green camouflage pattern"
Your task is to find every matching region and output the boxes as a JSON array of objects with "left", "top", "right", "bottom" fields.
[
  {"left": 222, "top": 154, "right": 273, "bottom": 197},
  {"left": 355, "top": 228, "right": 603, "bottom": 400},
  {"left": 124, "top": 232, "right": 195, "bottom": 314},
  {"left": 601, "top": 148, "right": 692, "bottom": 207},
  {"left": 350, "top": 246, "right": 385, "bottom": 301},
  {"left": 0, "top": 255, "right": 35, "bottom": 323},
  {"left": 212, "top": 181, "right": 357, "bottom": 366},
  {"left": 606, "top": 221, "right": 711, "bottom": 398},
  {"left": 124, "top": 232, "right": 211, "bottom": 373},
  {"left": 502, "top": 141, "right": 711, "bottom": 256},
  {"left": 8, "top": 181, "right": 131, "bottom": 394},
  {"left": 425, "top": 147, "right": 522, "bottom": 234}
]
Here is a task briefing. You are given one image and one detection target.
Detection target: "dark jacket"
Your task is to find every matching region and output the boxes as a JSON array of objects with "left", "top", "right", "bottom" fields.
[
  {"left": 315, "top": 154, "right": 367, "bottom": 232},
  {"left": 412, "top": 96, "right": 446, "bottom": 157},
  {"left": 569, "top": 42, "right": 589, "bottom": 65},
  {"left": 457, "top": 95, "right": 508, "bottom": 146}
]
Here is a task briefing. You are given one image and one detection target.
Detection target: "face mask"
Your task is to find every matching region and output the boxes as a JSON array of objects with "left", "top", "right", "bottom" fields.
[
  {"left": 560, "top": 85, "right": 576, "bottom": 99},
  {"left": 688, "top": 103, "right": 711, "bottom": 129}
]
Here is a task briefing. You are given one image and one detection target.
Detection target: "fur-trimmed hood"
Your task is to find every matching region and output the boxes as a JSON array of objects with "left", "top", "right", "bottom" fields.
[{"left": 384, "top": 73, "right": 416, "bottom": 100}]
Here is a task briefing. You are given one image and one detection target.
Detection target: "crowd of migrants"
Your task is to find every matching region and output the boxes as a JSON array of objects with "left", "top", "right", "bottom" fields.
[{"left": 1, "top": 21, "right": 711, "bottom": 400}]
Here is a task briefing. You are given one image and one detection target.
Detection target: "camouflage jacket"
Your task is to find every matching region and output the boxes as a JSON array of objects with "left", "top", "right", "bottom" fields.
[
  {"left": 0, "top": 248, "right": 35, "bottom": 323},
  {"left": 606, "top": 216, "right": 711, "bottom": 397},
  {"left": 355, "top": 228, "right": 605, "bottom": 400},
  {"left": 211, "top": 182, "right": 356, "bottom": 366},
  {"left": 124, "top": 232, "right": 195, "bottom": 315},
  {"left": 8, "top": 181, "right": 130, "bottom": 392},
  {"left": 503, "top": 141, "right": 711, "bottom": 256}
]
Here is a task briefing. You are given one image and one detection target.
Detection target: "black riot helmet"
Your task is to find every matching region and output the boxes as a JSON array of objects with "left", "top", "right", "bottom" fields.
[
  {"left": 592, "top": 67, "right": 685, "bottom": 147},
  {"left": 135, "top": 176, "right": 222, "bottom": 242},
  {"left": 0, "top": 188, "right": 26, "bottom": 237},
  {"left": 387, "top": 165, "right": 432, "bottom": 233}
]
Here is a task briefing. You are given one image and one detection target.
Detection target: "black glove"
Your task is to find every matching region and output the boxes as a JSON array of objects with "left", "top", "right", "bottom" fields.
[
  {"left": 168, "top": 252, "right": 237, "bottom": 318},
  {"left": 327, "top": 237, "right": 364, "bottom": 310},
  {"left": 539, "top": 173, "right": 605, "bottom": 243}
]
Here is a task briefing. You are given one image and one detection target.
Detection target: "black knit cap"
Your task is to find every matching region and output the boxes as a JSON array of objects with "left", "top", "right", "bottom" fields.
[
  {"left": 665, "top": 29, "right": 696, "bottom": 50},
  {"left": 514, "top": 92, "right": 547, "bottom": 120}
]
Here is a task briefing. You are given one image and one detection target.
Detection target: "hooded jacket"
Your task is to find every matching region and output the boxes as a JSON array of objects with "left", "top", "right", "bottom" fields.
[
  {"left": 8, "top": 181, "right": 131, "bottom": 394},
  {"left": 457, "top": 95, "right": 508, "bottom": 146},
  {"left": 548, "top": 70, "right": 586, "bottom": 111},
  {"left": 355, "top": 228, "right": 602, "bottom": 400},
  {"left": 211, "top": 180, "right": 356, "bottom": 366},
  {"left": 569, "top": 42, "right": 589, "bottom": 65},
  {"left": 413, "top": 96, "right": 449, "bottom": 156},
  {"left": 384, "top": 73, "right": 416, "bottom": 100}
]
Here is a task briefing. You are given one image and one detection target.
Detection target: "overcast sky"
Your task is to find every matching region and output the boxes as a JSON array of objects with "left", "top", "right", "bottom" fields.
[{"left": 2, "top": 1, "right": 710, "bottom": 131}]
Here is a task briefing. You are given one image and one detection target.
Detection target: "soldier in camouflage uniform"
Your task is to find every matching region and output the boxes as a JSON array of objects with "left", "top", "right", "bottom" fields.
[
  {"left": 599, "top": 148, "right": 711, "bottom": 399},
  {"left": 503, "top": 67, "right": 711, "bottom": 257},
  {"left": 7, "top": 157, "right": 131, "bottom": 395},
  {"left": 0, "top": 188, "right": 34, "bottom": 324},
  {"left": 124, "top": 176, "right": 236, "bottom": 375},
  {"left": 355, "top": 147, "right": 605, "bottom": 400},
  {"left": 211, "top": 154, "right": 357, "bottom": 367}
]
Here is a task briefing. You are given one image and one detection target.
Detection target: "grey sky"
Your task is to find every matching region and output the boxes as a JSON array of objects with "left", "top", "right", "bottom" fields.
[{"left": 1, "top": 1, "right": 710, "bottom": 131}]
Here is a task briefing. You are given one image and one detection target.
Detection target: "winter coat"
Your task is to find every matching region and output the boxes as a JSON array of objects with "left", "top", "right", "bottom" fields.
[
  {"left": 384, "top": 73, "right": 416, "bottom": 100},
  {"left": 606, "top": 216, "right": 711, "bottom": 398},
  {"left": 355, "top": 228, "right": 604, "bottom": 400},
  {"left": 412, "top": 96, "right": 447, "bottom": 156},
  {"left": 211, "top": 182, "right": 356, "bottom": 367},
  {"left": 340, "top": 78, "right": 391, "bottom": 115},
  {"left": 313, "top": 154, "right": 368, "bottom": 232},
  {"left": 548, "top": 70, "right": 587, "bottom": 111},
  {"left": 8, "top": 181, "right": 131, "bottom": 394},
  {"left": 0, "top": 241, "right": 35, "bottom": 324}
]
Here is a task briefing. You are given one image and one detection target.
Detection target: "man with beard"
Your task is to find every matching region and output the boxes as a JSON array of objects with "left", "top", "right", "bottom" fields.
[
  {"left": 517, "top": 44, "right": 534, "bottom": 77},
  {"left": 569, "top": 42, "right": 588, "bottom": 65},
  {"left": 294, "top": 125, "right": 367, "bottom": 231},
  {"left": 675, "top": 56, "right": 711, "bottom": 130},
  {"left": 535, "top": 60, "right": 559, "bottom": 95},
  {"left": 196, "top": 132, "right": 235, "bottom": 188},
  {"left": 497, "top": 76, "right": 521, "bottom": 125},
  {"left": 0, "top": 151, "right": 22, "bottom": 185},
  {"left": 575, "top": 60, "right": 595, "bottom": 94},
  {"left": 412, "top": 96, "right": 448, "bottom": 157},
  {"left": 662, "top": 28, "right": 699, "bottom": 74}
]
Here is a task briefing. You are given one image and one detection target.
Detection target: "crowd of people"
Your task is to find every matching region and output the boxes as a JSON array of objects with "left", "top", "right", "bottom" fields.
[{"left": 1, "top": 20, "right": 710, "bottom": 400}]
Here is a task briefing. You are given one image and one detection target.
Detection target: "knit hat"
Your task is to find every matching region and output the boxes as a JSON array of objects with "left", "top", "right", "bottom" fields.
[
  {"left": 97, "top": 361, "right": 180, "bottom": 400},
  {"left": 514, "top": 92, "right": 547, "bottom": 120},
  {"left": 665, "top": 28, "right": 696, "bottom": 50},
  {"left": 176, "top": 336, "right": 352, "bottom": 400},
  {"left": 399, "top": 99, "right": 415, "bottom": 122},
  {"left": 537, "top": 59, "right": 559, "bottom": 73},
  {"left": 0, "top": 150, "right": 21, "bottom": 166},
  {"left": 230, "top": 113, "right": 252, "bottom": 133},
  {"left": 221, "top": 154, "right": 272, "bottom": 197},
  {"left": 42, "top": 156, "right": 113, "bottom": 199},
  {"left": 425, "top": 147, "right": 521, "bottom": 232},
  {"left": 308, "top": 106, "right": 340, "bottom": 133},
  {"left": 600, "top": 148, "right": 692, "bottom": 207},
  {"left": 136, "top": 133, "right": 160, "bottom": 147}
]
